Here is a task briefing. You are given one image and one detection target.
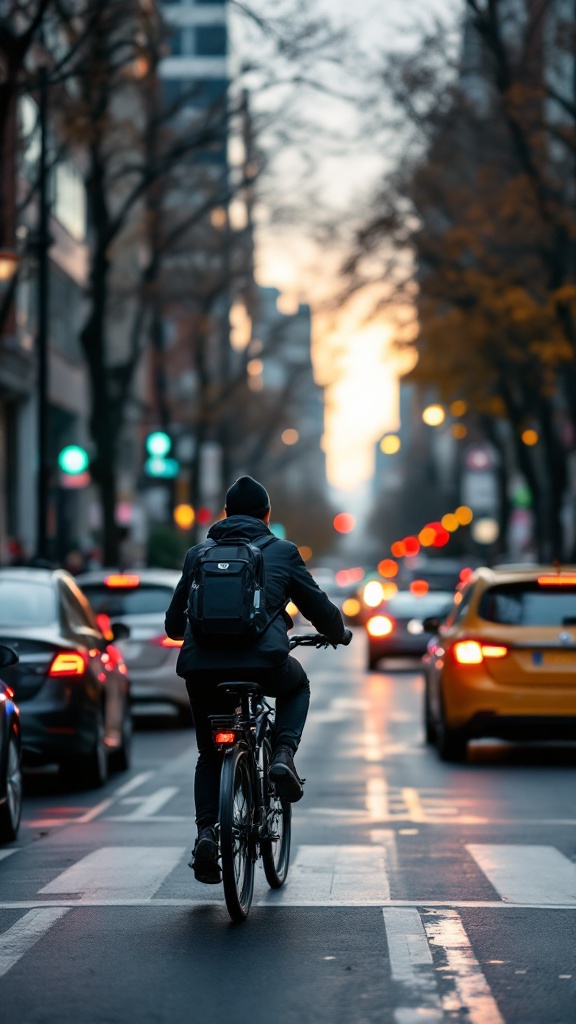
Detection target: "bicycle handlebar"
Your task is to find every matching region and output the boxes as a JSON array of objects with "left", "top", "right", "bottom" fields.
[{"left": 289, "top": 630, "right": 352, "bottom": 651}]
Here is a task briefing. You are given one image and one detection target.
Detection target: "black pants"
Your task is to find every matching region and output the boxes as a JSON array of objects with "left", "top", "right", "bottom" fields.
[{"left": 185, "top": 657, "right": 310, "bottom": 830}]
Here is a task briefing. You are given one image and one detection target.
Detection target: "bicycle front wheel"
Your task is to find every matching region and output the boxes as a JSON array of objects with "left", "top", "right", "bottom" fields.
[
  {"left": 261, "top": 737, "right": 291, "bottom": 889},
  {"left": 219, "top": 746, "right": 255, "bottom": 921}
]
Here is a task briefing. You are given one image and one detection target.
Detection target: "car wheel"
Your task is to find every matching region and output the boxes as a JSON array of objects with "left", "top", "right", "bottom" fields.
[
  {"left": 67, "top": 709, "right": 109, "bottom": 789},
  {"left": 424, "top": 681, "right": 436, "bottom": 745},
  {"left": 436, "top": 697, "right": 468, "bottom": 763},
  {"left": 111, "top": 702, "right": 132, "bottom": 773},
  {"left": 0, "top": 732, "right": 22, "bottom": 843}
]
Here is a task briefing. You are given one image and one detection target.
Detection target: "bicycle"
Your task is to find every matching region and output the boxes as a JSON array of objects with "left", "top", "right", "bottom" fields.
[{"left": 210, "top": 633, "right": 338, "bottom": 921}]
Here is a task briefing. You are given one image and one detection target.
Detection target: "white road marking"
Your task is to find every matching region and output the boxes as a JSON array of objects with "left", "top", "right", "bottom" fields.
[
  {"left": 424, "top": 910, "right": 505, "bottom": 1024},
  {"left": 1, "top": 898, "right": 576, "bottom": 910},
  {"left": 383, "top": 908, "right": 443, "bottom": 1024},
  {"left": 259, "top": 845, "right": 391, "bottom": 905},
  {"left": 0, "top": 849, "right": 18, "bottom": 863},
  {"left": 28, "top": 771, "right": 157, "bottom": 828},
  {"left": 38, "top": 847, "right": 185, "bottom": 901},
  {"left": 0, "top": 907, "right": 70, "bottom": 978},
  {"left": 467, "top": 844, "right": 576, "bottom": 905},
  {"left": 107, "top": 787, "right": 180, "bottom": 821},
  {"left": 366, "top": 775, "right": 390, "bottom": 820},
  {"left": 113, "top": 771, "right": 154, "bottom": 797}
]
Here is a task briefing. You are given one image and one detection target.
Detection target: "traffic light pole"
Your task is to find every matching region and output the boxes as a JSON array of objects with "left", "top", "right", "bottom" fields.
[{"left": 35, "top": 67, "right": 51, "bottom": 562}]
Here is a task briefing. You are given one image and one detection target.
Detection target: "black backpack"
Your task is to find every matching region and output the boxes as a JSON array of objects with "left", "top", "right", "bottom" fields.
[{"left": 186, "top": 534, "right": 279, "bottom": 648}]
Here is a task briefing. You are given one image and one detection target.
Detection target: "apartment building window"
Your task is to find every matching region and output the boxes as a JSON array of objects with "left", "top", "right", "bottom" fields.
[{"left": 196, "top": 25, "right": 227, "bottom": 55}]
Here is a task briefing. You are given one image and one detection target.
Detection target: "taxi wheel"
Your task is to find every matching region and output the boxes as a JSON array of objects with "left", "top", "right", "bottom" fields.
[
  {"left": 424, "top": 682, "right": 436, "bottom": 744},
  {"left": 436, "top": 698, "right": 468, "bottom": 763}
]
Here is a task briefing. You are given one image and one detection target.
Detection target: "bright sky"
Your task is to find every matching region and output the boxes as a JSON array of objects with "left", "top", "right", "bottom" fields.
[{"left": 250, "top": 0, "right": 456, "bottom": 491}]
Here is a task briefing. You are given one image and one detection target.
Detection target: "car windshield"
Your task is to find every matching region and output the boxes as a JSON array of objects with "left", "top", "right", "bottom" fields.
[
  {"left": 81, "top": 584, "right": 174, "bottom": 617},
  {"left": 0, "top": 580, "right": 57, "bottom": 626},
  {"left": 478, "top": 583, "right": 576, "bottom": 626},
  {"left": 384, "top": 593, "right": 454, "bottom": 618}
]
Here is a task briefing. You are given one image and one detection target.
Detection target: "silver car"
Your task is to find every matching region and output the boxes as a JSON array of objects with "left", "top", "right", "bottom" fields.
[{"left": 76, "top": 569, "right": 190, "bottom": 722}]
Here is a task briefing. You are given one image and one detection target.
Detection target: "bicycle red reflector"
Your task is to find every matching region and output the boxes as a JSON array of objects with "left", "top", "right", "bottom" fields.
[
  {"left": 537, "top": 575, "right": 576, "bottom": 586},
  {"left": 104, "top": 574, "right": 140, "bottom": 587},
  {"left": 49, "top": 651, "right": 87, "bottom": 676},
  {"left": 214, "top": 731, "right": 236, "bottom": 744}
]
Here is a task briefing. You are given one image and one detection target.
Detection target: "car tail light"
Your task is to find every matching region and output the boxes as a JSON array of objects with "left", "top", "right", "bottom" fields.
[
  {"left": 367, "top": 615, "right": 394, "bottom": 638},
  {"left": 451, "top": 640, "right": 508, "bottom": 665},
  {"left": 49, "top": 651, "right": 88, "bottom": 676},
  {"left": 214, "top": 731, "right": 237, "bottom": 744},
  {"left": 104, "top": 574, "right": 140, "bottom": 587},
  {"left": 148, "top": 636, "right": 183, "bottom": 648}
]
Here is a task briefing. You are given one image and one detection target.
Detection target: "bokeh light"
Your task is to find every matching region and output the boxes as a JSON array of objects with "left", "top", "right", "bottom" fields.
[
  {"left": 363, "top": 580, "right": 385, "bottom": 607},
  {"left": 418, "top": 526, "right": 436, "bottom": 547},
  {"left": 455, "top": 505, "right": 473, "bottom": 526},
  {"left": 403, "top": 536, "right": 420, "bottom": 557},
  {"left": 451, "top": 423, "right": 468, "bottom": 439},
  {"left": 298, "top": 546, "right": 312, "bottom": 561},
  {"left": 409, "top": 579, "right": 430, "bottom": 596},
  {"left": 333, "top": 512, "right": 356, "bottom": 534},
  {"left": 173, "top": 504, "right": 195, "bottom": 529},
  {"left": 197, "top": 507, "right": 212, "bottom": 526},
  {"left": 390, "top": 540, "right": 405, "bottom": 558},
  {"left": 380, "top": 434, "right": 401, "bottom": 455},
  {"left": 381, "top": 581, "right": 398, "bottom": 600},
  {"left": 521, "top": 429, "right": 539, "bottom": 446},
  {"left": 377, "top": 558, "right": 398, "bottom": 579},
  {"left": 342, "top": 598, "right": 361, "bottom": 617},
  {"left": 441, "top": 513, "right": 459, "bottom": 532},
  {"left": 450, "top": 400, "right": 468, "bottom": 417},
  {"left": 472, "top": 517, "right": 500, "bottom": 544},
  {"left": 282, "top": 428, "right": 299, "bottom": 445},
  {"left": 422, "top": 404, "right": 446, "bottom": 426},
  {"left": 286, "top": 601, "right": 299, "bottom": 617}
]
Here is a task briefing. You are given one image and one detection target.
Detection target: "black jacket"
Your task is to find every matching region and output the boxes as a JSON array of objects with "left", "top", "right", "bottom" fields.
[{"left": 165, "top": 515, "right": 345, "bottom": 675}]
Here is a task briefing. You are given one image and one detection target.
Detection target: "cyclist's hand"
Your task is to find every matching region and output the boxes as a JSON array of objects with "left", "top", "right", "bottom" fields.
[{"left": 340, "top": 628, "right": 353, "bottom": 646}]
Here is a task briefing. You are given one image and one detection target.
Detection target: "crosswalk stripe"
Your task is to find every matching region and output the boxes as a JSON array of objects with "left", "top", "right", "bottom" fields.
[
  {"left": 0, "top": 849, "right": 18, "bottom": 863},
  {"left": 467, "top": 844, "right": 576, "bottom": 905},
  {"left": 259, "top": 845, "right": 390, "bottom": 905},
  {"left": 382, "top": 908, "right": 443, "bottom": 1023},
  {"left": 38, "top": 847, "right": 185, "bottom": 901},
  {"left": 0, "top": 908, "right": 70, "bottom": 978},
  {"left": 424, "top": 910, "right": 505, "bottom": 1023}
]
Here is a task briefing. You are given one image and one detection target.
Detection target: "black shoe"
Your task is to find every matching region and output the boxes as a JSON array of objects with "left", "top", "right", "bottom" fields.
[
  {"left": 269, "top": 746, "right": 304, "bottom": 803},
  {"left": 190, "top": 826, "right": 221, "bottom": 884}
]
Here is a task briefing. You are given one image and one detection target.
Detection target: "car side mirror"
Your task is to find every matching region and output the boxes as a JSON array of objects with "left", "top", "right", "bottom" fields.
[
  {"left": 110, "top": 621, "right": 130, "bottom": 641},
  {"left": 422, "top": 616, "right": 441, "bottom": 633},
  {"left": 0, "top": 644, "right": 19, "bottom": 668}
]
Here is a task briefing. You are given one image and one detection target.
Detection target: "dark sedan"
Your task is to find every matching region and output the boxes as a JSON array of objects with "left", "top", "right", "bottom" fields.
[
  {"left": 365, "top": 590, "right": 454, "bottom": 670},
  {"left": 0, "top": 569, "right": 131, "bottom": 788},
  {"left": 0, "top": 644, "right": 22, "bottom": 843}
]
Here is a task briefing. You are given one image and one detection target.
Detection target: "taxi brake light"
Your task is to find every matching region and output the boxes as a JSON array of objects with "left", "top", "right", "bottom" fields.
[
  {"left": 452, "top": 640, "right": 483, "bottom": 665},
  {"left": 104, "top": 574, "right": 141, "bottom": 588},
  {"left": 49, "top": 651, "right": 88, "bottom": 676},
  {"left": 214, "top": 731, "right": 236, "bottom": 744},
  {"left": 481, "top": 644, "right": 508, "bottom": 659},
  {"left": 452, "top": 640, "right": 509, "bottom": 665},
  {"left": 367, "top": 615, "right": 394, "bottom": 638},
  {"left": 537, "top": 575, "right": 576, "bottom": 586}
]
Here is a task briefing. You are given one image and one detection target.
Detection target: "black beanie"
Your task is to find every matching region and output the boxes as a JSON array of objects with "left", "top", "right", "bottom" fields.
[{"left": 225, "top": 476, "right": 270, "bottom": 518}]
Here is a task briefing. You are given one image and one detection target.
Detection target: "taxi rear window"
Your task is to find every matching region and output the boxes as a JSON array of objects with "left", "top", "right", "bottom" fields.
[
  {"left": 478, "top": 583, "right": 576, "bottom": 626},
  {"left": 81, "top": 584, "right": 174, "bottom": 617}
]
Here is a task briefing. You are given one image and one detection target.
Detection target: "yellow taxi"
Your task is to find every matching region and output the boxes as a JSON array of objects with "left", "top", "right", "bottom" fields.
[{"left": 422, "top": 565, "right": 576, "bottom": 761}]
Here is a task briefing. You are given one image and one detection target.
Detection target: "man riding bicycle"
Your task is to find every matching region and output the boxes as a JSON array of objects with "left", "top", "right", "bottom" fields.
[{"left": 165, "top": 475, "right": 351, "bottom": 884}]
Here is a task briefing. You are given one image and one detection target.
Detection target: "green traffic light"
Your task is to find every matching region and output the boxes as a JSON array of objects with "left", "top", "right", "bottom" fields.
[
  {"left": 145, "top": 431, "right": 171, "bottom": 458},
  {"left": 58, "top": 445, "right": 89, "bottom": 475}
]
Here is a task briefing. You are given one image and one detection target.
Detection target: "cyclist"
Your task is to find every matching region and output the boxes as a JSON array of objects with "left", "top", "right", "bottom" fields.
[{"left": 165, "top": 475, "right": 351, "bottom": 884}]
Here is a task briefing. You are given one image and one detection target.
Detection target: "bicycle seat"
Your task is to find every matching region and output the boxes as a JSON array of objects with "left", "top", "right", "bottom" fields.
[{"left": 216, "top": 681, "right": 263, "bottom": 695}]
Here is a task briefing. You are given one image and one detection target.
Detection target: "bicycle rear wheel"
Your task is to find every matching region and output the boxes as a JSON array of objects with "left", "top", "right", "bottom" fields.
[
  {"left": 261, "top": 737, "right": 291, "bottom": 888},
  {"left": 219, "top": 746, "right": 255, "bottom": 921}
]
